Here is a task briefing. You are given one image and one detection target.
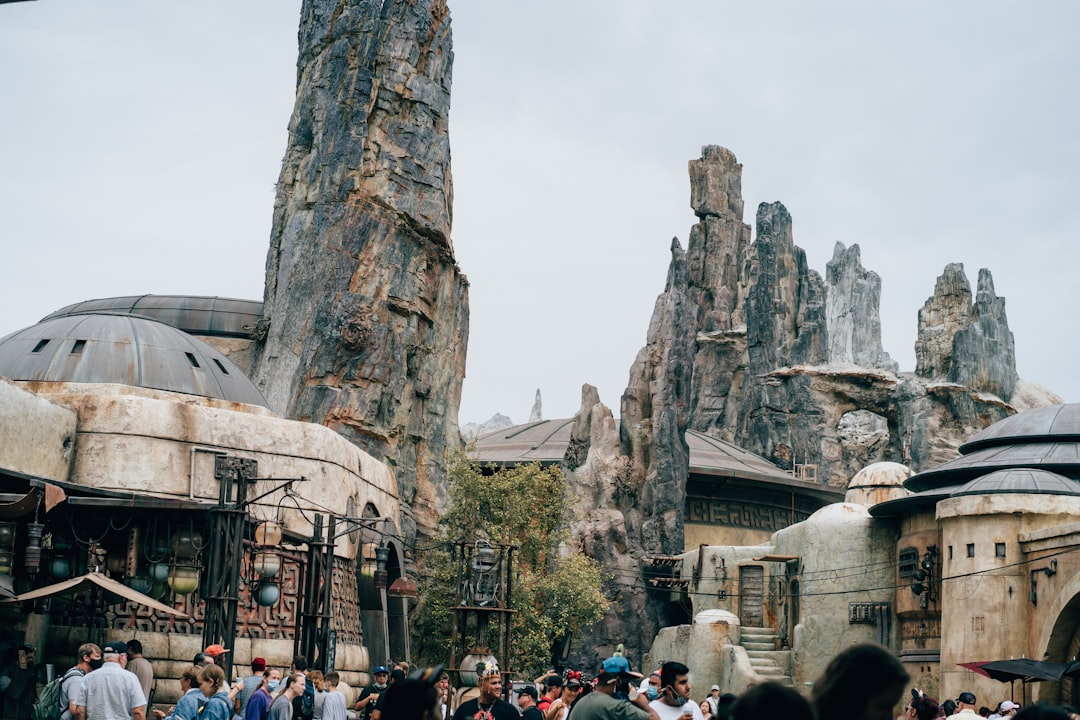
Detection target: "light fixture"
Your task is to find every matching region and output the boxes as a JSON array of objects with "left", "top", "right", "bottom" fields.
[
  {"left": 254, "top": 520, "right": 283, "bottom": 546},
  {"left": 172, "top": 529, "right": 203, "bottom": 561},
  {"left": 49, "top": 555, "right": 72, "bottom": 580},
  {"left": 255, "top": 581, "right": 280, "bottom": 607},
  {"left": 253, "top": 551, "right": 281, "bottom": 579},
  {"left": 0, "top": 522, "right": 15, "bottom": 576},
  {"left": 388, "top": 576, "right": 419, "bottom": 599},
  {"left": 374, "top": 546, "right": 389, "bottom": 591},
  {"left": 24, "top": 522, "right": 44, "bottom": 578},
  {"left": 149, "top": 562, "right": 171, "bottom": 583},
  {"left": 168, "top": 564, "right": 201, "bottom": 595}
]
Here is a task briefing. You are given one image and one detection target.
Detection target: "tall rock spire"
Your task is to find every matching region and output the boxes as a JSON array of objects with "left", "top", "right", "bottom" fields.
[{"left": 250, "top": 0, "right": 468, "bottom": 540}]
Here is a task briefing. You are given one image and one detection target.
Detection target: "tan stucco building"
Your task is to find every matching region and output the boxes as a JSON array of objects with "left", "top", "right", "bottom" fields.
[{"left": 0, "top": 304, "right": 405, "bottom": 703}]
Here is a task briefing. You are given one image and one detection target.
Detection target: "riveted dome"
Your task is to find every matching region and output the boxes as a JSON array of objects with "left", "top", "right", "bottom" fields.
[
  {"left": 950, "top": 468, "right": 1080, "bottom": 498},
  {"left": 961, "top": 404, "right": 1080, "bottom": 453},
  {"left": 848, "top": 462, "right": 913, "bottom": 489},
  {"left": 0, "top": 313, "right": 269, "bottom": 407}
]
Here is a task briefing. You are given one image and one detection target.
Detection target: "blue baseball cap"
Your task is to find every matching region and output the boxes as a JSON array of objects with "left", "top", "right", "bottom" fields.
[{"left": 374, "top": 666, "right": 389, "bottom": 674}]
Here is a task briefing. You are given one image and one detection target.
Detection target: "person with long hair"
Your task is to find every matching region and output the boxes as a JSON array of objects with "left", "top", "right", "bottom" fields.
[
  {"left": 812, "top": 644, "right": 910, "bottom": 720},
  {"left": 196, "top": 664, "right": 236, "bottom": 720},
  {"left": 269, "top": 674, "right": 308, "bottom": 720},
  {"left": 904, "top": 690, "right": 942, "bottom": 720}
]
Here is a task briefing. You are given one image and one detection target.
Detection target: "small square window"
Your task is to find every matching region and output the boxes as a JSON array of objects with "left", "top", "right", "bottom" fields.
[
  {"left": 967, "top": 543, "right": 975, "bottom": 558},
  {"left": 995, "top": 543, "right": 1006, "bottom": 558}
]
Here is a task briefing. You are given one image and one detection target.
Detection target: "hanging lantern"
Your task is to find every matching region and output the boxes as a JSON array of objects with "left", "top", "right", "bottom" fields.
[
  {"left": 168, "top": 564, "right": 201, "bottom": 595},
  {"left": 24, "top": 522, "right": 44, "bottom": 578},
  {"left": 252, "top": 550, "right": 281, "bottom": 579},
  {"left": 255, "top": 581, "right": 280, "bottom": 607},
  {"left": 254, "top": 521, "right": 283, "bottom": 547},
  {"left": 0, "top": 522, "right": 16, "bottom": 575},
  {"left": 149, "top": 562, "right": 171, "bottom": 583},
  {"left": 172, "top": 529, "right": 203, "bottom": 561},
  {"left": 49, "top": 555, "right": 72, "bottom": 580}
]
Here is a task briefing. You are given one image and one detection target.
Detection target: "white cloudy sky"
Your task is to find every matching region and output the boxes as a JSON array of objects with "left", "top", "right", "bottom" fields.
[{"left": 1, "top": 1, "right": 1077, "bottom": 427}]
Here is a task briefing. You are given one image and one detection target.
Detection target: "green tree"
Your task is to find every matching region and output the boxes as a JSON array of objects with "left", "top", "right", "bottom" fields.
[{"left": 411, "top": 454, "right": 608, "bottom": 677}]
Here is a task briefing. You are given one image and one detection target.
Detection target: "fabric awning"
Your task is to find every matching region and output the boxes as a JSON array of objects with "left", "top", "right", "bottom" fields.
[{"left": 7, "top": 572, "right": 189, "bottom": 618}]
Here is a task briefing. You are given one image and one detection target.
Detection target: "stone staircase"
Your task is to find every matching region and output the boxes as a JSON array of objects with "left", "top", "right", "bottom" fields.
[{"left": 739, "top": 627, "right": 793, "bottom": 686}]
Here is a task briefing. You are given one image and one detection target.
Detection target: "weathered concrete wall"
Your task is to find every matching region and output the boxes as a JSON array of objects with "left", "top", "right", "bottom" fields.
[
  {"left": 772, "top": 503, "right": 899, "bottom": 690},
  {"left": 0, "top": 377, "right": 76, "bottom": 482},
  {"left": 938, "top": 493, "right": 1080, "bottom": 702},
  {"left": 22, "top": 382, "right": 398, "bottom": 558},
  {"left": 684, "top": 525, "right": 773, "bottom": 549}
]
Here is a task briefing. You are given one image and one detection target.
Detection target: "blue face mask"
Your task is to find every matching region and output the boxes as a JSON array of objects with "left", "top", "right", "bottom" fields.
[
  {"left": 268, "top": 681, "right": 280, "bottom": 692},
  {"left": 646, "top": 687, "right": 660, "bottom": 701}
]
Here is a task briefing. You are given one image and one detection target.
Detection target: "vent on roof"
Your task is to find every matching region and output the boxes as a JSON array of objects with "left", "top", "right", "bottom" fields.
[
  {"left": 213, "top": 358, "right": 229, "bottom": 375},
  {"left": 71, "top": 340, "right": 86, "bottom": 354},
  {"left": 32, "top": 339, "right": 50, "bottom": 353},
  {"left": 185, "top": 352, "right": 201, "bottom": 368}
]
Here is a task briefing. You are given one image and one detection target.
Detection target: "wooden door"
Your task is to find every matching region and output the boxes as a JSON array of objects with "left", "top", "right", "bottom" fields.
[{"left": 739, "top": 565, "right": 764, "bottom": 627}]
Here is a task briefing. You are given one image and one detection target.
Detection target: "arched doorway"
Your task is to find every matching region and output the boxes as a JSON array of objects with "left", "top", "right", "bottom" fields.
[{"left": 1040, "top": 588, "right": 1080, "bottom": 705}]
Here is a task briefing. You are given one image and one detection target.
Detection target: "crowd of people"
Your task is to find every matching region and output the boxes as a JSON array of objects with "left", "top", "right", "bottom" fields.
[{"left": 8, "top": 642, "right": 1080, "bottom": 720}]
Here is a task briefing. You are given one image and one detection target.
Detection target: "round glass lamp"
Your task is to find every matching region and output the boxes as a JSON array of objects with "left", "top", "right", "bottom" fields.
[{"left": 168, "top": 564, "right": 200, "bottom": 595}]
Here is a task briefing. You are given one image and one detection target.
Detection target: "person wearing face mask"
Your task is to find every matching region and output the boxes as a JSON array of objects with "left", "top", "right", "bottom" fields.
[
  {"left": 60, "top": 643, "right": 101, "bottom": 720},
  {"left": 354, "top": 667, "right": 388, "bottom": 720},
  {"left": 637, "top": 672, "right": 662, "bottom": 704},
  {"left": 245, "top": 669, "right": 281, "bottom": 720},
  {"left": 649, "top": 663, "right": 703, "bottom": 720}
]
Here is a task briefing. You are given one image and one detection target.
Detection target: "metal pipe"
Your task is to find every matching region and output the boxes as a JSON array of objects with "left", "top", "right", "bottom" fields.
[{"left": 188, "top": 446, "right": 225, "bottom": 499}]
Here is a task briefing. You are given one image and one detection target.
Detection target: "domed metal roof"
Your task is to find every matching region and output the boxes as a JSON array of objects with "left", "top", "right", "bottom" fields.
[
  {"left": 472, "top": 418, "right": 817, "bottom": 488},
  {"left": 950, "top": 468, "right": 1080, "bottom": 498},
  {"left": 43, "top": 295, "right": 263, "bottom": 339},
  {"left": 960, "top": 404, "right": 1080, "bottom": 453},
  {"left": 0, "top": 313, "right": 269, "bottom": 407}
]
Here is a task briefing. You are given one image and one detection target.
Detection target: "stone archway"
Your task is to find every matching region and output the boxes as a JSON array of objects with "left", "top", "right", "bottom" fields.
[{"left": 1037, "top": 578, "right": 1080, "bottom": 705}]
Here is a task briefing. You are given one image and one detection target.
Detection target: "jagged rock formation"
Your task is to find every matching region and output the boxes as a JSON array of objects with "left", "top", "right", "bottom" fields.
[
  {"left": 460, "top": 413, "right": 513, "bottom": 443},
  {"left": 528, "top": 389, "right": 543, "bottom": 422},
  {"left": 681, "top": 145, "right": 1048, "bottom": 485},
  {"left": 915, "top": 265, "right": 1017, "bottom": 399},
  {"left": 249, "top": 0, "right": 467, "bottom": 541},
  {"left": 826, "top": 242, "right": 898, "bottom": 371},
  {"left": 561, "top": 239, "right": 695, "bottom": 669}
]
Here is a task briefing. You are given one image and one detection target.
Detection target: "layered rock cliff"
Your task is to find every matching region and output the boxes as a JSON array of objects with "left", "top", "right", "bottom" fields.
[
  {"left": 681, "top": 145, "right": 1047, "bottom": 485},
  {"left": 250, "top": 0, "right": 467, "bottom": 540},
  {"left": 561, "top": 239, "right": 695, "bottom": 668}
]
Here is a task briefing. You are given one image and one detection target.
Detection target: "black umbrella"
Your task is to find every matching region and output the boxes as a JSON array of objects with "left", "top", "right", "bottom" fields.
[{"left": 976, "top": 659, "right": 1071, "bottom": 703}]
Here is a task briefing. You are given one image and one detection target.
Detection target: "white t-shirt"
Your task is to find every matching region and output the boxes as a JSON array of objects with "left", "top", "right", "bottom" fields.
[{"left": 650, "top": 698, "right": 705, "bottom": 720}]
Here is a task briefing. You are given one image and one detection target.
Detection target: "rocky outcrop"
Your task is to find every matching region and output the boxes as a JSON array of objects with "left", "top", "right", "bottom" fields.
[
  {"left": 825, "top": 242, "right": 898, "bottom": 371},
  {"left": 528, "top": 389, "right": 543, "bottom": 422},
  {"left": 460, "top": 413, "right": 513, "bottom": 443},
  {"left": 679, "top": 146, "right": 1048, "bottom": 486},
  {"left": 562, "top": 239, "right": 695, "bottom": 669},
  {"left": 916, "top": 265, "right": 1017, "bottom": 400},
  {"left": 249, "top": 0, "right": 467, "bottom": 541}
]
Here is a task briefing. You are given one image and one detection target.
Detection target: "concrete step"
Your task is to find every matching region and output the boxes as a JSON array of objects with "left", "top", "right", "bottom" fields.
[{"left": 742, "top": 641, "right": 775, "bottom": 651}]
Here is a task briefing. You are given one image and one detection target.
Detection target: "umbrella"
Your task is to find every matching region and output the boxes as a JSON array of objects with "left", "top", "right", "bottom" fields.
[
  {"left": 979, "top": 659, "right": 1069, "bottom": 683},
  {"left": 970, "top": 659, "right": 1070, "bottom": 704},
  {"left": 4, "top": 571, "right": 188, "bottom": 618},
  {"left": 957, "top": 661, "right": 992, "bottom": 678}
]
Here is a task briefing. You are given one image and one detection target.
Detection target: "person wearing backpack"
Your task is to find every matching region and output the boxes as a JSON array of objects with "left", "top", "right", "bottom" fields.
[
  {"left": 32, "top": 643, "right": 100, "bottom": 720},
  {"left": 197, "top": 665, "right": 241, "bottom": 720},
  {"left": 60, "top": 644, "right": 101, "bottom": 720},
  {"left": 287, "top": 657, "right": 314, "bottom": 720}
]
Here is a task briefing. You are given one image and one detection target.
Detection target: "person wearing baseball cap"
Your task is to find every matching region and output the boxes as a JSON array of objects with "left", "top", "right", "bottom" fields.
[
  {"left": 74, "top": 641, "right": 146, "bottom": 720},
  {"left": 517, "top": 685, "right": 543, "bottom": 720},
  {"left": 946, "top": 692, "right": 978, "bottom": 720},
  {"left": 204, "top": 645, "right": 230, "bottom": 662},
  {"left": 354, "top": 666, "right": 389, "bottom": 720},
  {"left": 564, "top": 651, "right": 659, "bottom": 720}
]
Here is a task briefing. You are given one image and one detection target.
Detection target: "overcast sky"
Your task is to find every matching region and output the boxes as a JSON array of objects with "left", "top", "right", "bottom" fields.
[{"left": 2, "top": 1, "right": 1078, "bottom": 427}]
